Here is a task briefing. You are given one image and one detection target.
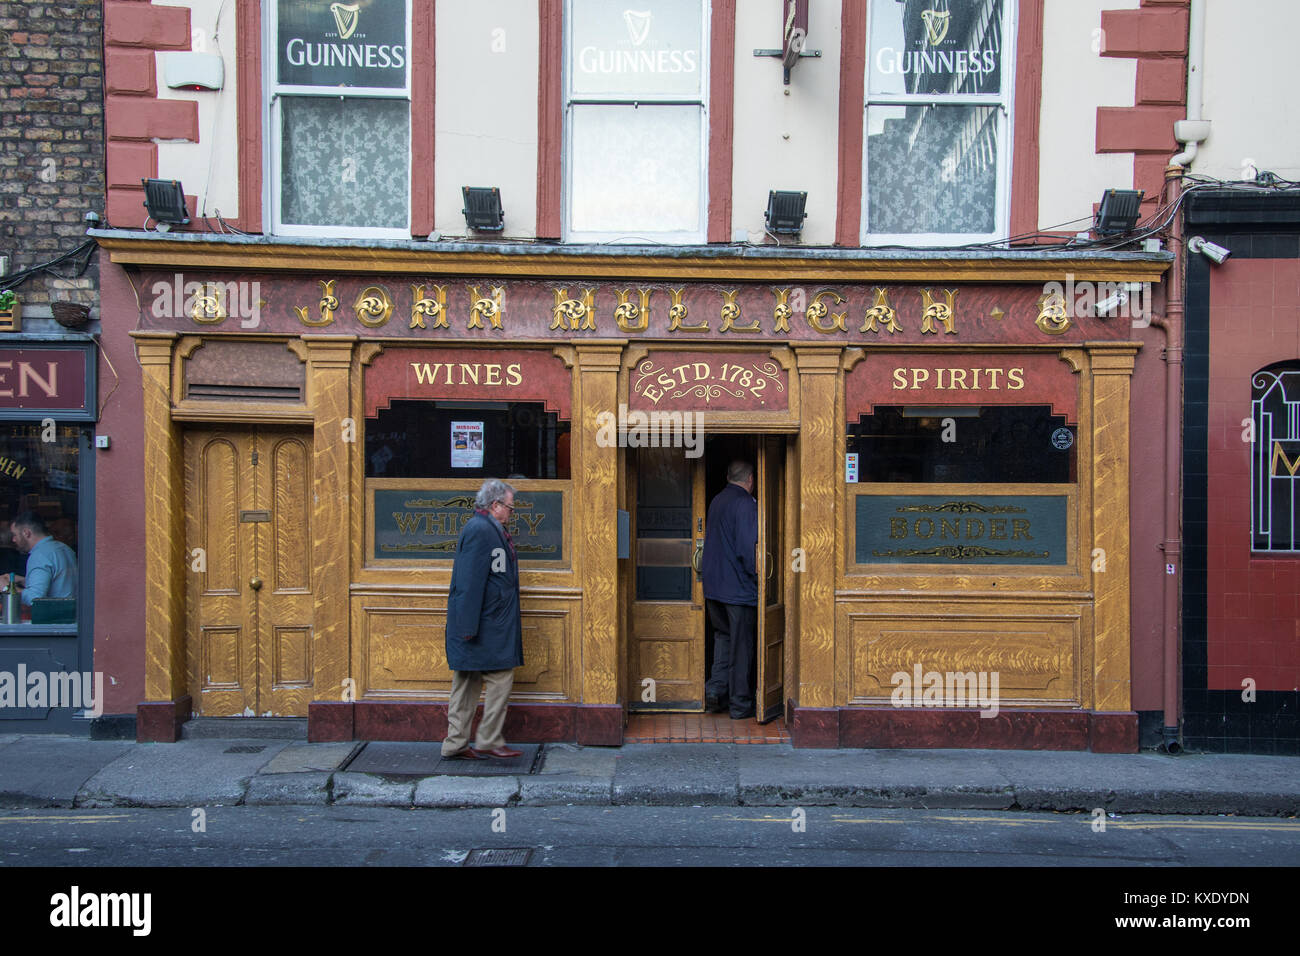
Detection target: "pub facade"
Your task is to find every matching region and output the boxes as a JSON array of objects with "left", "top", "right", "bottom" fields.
[{"left": 90, "top": 0, "right": 1195, "bottom": 749}]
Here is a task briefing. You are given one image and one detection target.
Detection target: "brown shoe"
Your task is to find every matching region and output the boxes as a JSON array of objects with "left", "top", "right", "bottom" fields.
[
  {"left": 482, "top": 746, "right": 523, "bottom": 759},
  {"left": 443, "top": 746, "right": 486, "bottom": 760}
]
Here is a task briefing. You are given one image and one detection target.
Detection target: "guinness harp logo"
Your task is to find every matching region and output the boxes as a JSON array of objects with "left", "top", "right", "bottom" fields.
[
  {"left": 920, "top": 9, "right": 951, "bottom": 46},
  {"left": 330, "top": 2, "right": 361, "bottom": 40},
  {"left": 623, "top": 9, "right": 653, "bottom": 47}
]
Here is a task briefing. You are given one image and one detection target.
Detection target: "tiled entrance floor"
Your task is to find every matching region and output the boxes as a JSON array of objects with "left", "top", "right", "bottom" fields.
[{"left": 624, "top": 713, "right": 789, "bottom": 743}]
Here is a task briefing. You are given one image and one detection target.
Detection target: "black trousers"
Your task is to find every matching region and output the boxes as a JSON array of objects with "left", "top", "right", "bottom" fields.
[{"left": 706, "top": 599, "right": 757, "bottom": 717}]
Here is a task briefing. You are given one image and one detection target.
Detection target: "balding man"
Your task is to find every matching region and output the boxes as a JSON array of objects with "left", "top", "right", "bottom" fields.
[{"left": 702, "top": 461, "right": 758, "bottom": 720}]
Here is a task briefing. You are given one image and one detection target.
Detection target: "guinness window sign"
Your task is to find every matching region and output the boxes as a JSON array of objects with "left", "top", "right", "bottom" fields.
[
  {"left": 868, "top": 0, "right": 1004, "bottom": 96},
  {"left": 278, "top": 0, "right": 407, "bottom": 89}
]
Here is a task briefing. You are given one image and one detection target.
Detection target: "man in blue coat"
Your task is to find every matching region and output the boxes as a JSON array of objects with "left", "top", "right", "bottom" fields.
[
  {"left": 702, "top": 461, "right": 758, "bottom": 720},
  {"left": 441, "top": 479, "right": 524, "bottom": 760}
]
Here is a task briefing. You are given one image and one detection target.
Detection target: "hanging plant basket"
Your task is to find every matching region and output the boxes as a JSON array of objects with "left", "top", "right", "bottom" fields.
[
  {"left": 0, "top": 291, "right": 20, "bottom": 333},
  {"left": 52, "top": 301, "right": 91, "bottom": 329}
]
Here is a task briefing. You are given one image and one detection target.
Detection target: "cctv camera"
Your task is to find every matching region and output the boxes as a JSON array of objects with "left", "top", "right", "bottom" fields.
[
  {"left": 1188, "top": 236, "right": 1231, "bottom": 265},
  {"left": 1095, "top": 291, "right": 1129, "bottom": 317}
]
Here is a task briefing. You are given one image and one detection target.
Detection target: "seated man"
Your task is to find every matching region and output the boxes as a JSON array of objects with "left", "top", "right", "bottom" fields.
[{"left": 9, "top": 511, "right": 77, "bottom": 606}]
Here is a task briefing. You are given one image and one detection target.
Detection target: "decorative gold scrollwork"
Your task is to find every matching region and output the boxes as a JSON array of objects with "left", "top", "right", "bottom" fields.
[
  {"left": 613, "top": 289, "right": 651, "bottom": 332},
  {"left": 468, "top": 285, "right": 505, "bottom": 330},
  {"left": 920, "top": 288, "right": 958, "bottom": 335},
  {"left": 411, "top": 284, "right": 448, "bottom": 329},
  {"left": 550, "top": 287, "right": 596, "bottom": 331},
  {"left": 189, "top": 283, "right": 226, "bottom": 324},
  {"left": 805, "top": 289, "right": 847, "bottom": 333},
  {"left": 719, "top": 289, "right": 759, "bottom": 332},
  {"left": 354, "top": 285, "right": 394, "bottom": 328},
  {"left": 1035, "top": 291, "right": 1071, "bottom": 336},
  {"left": 667, "top": 288, "right": 707, "bottom": 332},
  {"left": 772, "top": 288, "right": 793, "bottom": 333},
  {"left": 294, "top": 279, "right": 338, "bottom": 327},
  {"left": 861, "top": 286, "right": 901, "bottom": 334}
]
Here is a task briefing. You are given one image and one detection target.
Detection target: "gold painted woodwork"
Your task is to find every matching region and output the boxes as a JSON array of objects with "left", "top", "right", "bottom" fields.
[
  {"left": 352, "top": 590, "right": 577, "bottom": 699},
  {"left": 1089, "top": 347, "right": 1137, "bottom": 711},
  {"left": 575, "top": 343, "right": 625, "bottom": 706},
  {"left": 793, "top": 345, "right": 841, "bottom": 708},
  {"left": 132, "top": 332, "right": 188, "bottom": 702},
  {"left": 302, "top": 336, "right": 357, "bottom": 704},
  {"left": 100, "top": 236, "right": 1171, "bottom": 284},
  {"left": 183, "top": 428, "right": 315, "bottom": 715},
  {"left": 757, "top": 436, "right": 787, "bottom": 721},
  {"left": 841, "top": 601, "right": 1085, "bottom": 706}
]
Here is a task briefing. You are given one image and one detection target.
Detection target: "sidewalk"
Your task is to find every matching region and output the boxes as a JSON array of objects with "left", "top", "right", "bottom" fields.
[{"left": 0, "top": 734, "right": 1296, "bottom": 815}]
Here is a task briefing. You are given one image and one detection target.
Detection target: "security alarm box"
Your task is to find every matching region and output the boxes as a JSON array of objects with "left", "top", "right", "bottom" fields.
[{"left": 164, "top": 52, "right": 225, "bottom": 91}]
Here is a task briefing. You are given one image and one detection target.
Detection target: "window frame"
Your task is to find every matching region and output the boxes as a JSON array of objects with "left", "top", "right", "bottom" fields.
[
  {"left": 264, "top": 0, "right": 413, "bottom": 239},
  {"left": 860, "top": 0, "right": 1017, "bottom": 246},
  {"left": 562, "top": 0, "right": 711, "bottom": 244}
]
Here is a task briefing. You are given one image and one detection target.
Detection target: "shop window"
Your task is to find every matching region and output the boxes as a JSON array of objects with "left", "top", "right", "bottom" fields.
[
  {"left": 366, "top": 400, "right": 570, "bottom": 480},
  {"left": 269, "top": 0, "right": 410, "bottom": 236},
  {"left": 0, "top": 424, "right": 86, "bottom": 625},
  {"left": 847, "top": 405, "right": 1076, "bottom": 484},
  {"left": 863, "top": 0, "right": 1012, "bottom": 244},
  {"left": 565, "top": 0, "right": 707, "bottom": 242},
  {"left": 1252, "top": 362, "right": 1300, "bottom": 553}
]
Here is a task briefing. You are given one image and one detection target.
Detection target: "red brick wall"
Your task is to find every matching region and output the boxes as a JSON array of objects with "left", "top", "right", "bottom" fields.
[{"left": 1205, "top": 258, "right": 1300, "bottom": 693}]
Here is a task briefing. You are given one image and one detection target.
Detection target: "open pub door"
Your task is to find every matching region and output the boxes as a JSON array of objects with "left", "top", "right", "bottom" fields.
[{"left": 754, "top": 436, "right": 785, "bottom": 723}]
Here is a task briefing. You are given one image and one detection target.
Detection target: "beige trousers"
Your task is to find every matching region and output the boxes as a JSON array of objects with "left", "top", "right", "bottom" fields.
[{"left": 442, "top": 668, "right": 515, "bottom": 754}]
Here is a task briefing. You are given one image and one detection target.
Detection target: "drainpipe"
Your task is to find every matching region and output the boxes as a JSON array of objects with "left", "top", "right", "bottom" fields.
[{"left": 1154, "top": 0, "right": 1206, "bottom": 755}]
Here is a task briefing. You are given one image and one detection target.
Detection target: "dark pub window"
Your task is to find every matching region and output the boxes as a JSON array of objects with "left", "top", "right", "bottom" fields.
[
  {"left": 847, "top": 405, "right": 1077, "bottom": 483},
  {"left": 1252, "top": 362, "right": 1300, "bottom": 552}
]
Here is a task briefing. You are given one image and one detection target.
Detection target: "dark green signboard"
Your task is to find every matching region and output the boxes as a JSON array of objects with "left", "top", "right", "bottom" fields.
[
  {"left": 374, "top": 489, "right": 563, "bottom": 561},
  {"left": 856, "top": 494, "right": 1068, "bottom": 565}
]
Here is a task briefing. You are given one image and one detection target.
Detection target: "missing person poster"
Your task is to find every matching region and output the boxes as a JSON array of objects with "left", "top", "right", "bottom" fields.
[{"left": 450, "top": 421, "right": 484, "bottom": 468}]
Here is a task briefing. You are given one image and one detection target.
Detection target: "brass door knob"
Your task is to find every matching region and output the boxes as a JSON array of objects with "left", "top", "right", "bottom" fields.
[
  {"left": 692, "top": 540, "right": 704, "bottom": 573},
  {"left": 766, "top": 552, "right": 774, "bottom": 580},
  {"left": 249, "top": 577, "right": 263, "bottom": 591}
]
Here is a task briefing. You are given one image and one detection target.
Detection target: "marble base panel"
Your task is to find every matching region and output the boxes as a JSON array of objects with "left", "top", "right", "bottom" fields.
[
  {"left": 136, "top": 696, "right": 191, "bottom": 743},
  {"left": 322, "top": 701, "right": 623, "bottom": 744},
  {"left": 791, "top": 707, "right": 1139, "bottom": 752}
]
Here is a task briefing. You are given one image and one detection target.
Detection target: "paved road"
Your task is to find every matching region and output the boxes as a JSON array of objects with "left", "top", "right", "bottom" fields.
[{"left": 1, "top": 805, "right": 1297, "bottom": 866}]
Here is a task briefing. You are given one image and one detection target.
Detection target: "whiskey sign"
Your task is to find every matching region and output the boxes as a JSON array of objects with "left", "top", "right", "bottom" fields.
[{"left": 373, "top": 488, "right": 563, "bottom": 562}]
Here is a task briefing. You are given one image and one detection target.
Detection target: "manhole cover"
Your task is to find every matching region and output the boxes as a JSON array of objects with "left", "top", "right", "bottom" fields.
[
  {"left": 463, "top": 848, "right": 532, "bottom": 867},
  {"left": 224, "top": 745, "right": 266, "bottom": 754},
  {"left": 345, "top": 742, "right": 541, "bottom": 776}
]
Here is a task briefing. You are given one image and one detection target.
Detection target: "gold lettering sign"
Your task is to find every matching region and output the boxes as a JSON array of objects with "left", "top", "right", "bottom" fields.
[
  {"left": 772, "top": 288, "right": 793, "bottom": 333},
  {"left": 468, "top": 285, "right": 505, "bottom": 330},
  {"left": 354, "top": 285, "right": 394, "bottom": 328},
  {"left": 805, "top": 290, "right": 847, "bottom": 333},
  {"left": 409, "top": 361, "right": 523, "bottom": 387},
  {"left": 1272, "top": 442, "right": 1300, "bottom": 477},
  {"left": 719, "top": 289, "right": 759, "bottom": 333},
  {"left": 189, "top": 283, "right": 226, "bottom": 324},
  {"left": 919, "top": 288, "right": 958, "bottom": 334},
  {"left": 1035, "top": 290, "right": 1071, "bottom": 336},
  {"left": 667, "top": 288, "right": 707, "bottom": 332},
  {"left": 614, "top": 289, "right": 651, "bottom": 332},
  {"left": 632, "top": 357, "right": 783, "bottom": 406},
  {"left": 411, "top": 284, "right": 447, "bottom": 329},
  {"left": 861, "top": 287, "right": 901, "bottom": 334},
  {"left": 294, "top": 279, "right": 338, "bottom": 328},
  {"left": 551, "top": 287, "right": 595, "bottom": 331},
  {"left": 890, "top": 367, "right": 1025, "bottom": 390}
]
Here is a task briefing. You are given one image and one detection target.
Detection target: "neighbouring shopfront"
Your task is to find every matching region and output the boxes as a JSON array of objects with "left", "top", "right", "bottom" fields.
[
  {"left": 0, "top": 339, "right": 98, "bottom": 732},
  {"left": 94, "top": 234, "right": 1169, "bottom": 750}
]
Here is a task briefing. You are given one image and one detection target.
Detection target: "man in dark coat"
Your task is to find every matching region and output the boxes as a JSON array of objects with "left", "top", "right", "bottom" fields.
[
  {"left": 441, "top": 479, "right": 524, "bottom": 760},
  {"left": 702, "top": 460, "right": 758, "bottom": 719}
]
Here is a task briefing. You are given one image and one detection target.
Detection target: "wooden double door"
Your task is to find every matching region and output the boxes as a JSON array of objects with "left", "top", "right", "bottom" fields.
[
  {"left": 628, "top": 436, "right": 787, "bottom": 721},
  {"left": 183, "top": 427, "right": 315, "bottom": 716}
]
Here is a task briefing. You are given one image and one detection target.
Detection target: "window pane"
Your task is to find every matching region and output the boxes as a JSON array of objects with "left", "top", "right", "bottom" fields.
[
  {"left": 571, "top": 0, "right": 704, "bottom": 98},
  {"left": 868, "top": 0, "right": 1004, "bottom": 96},
  {"left": 0, "top": 424, "right": 82, "bottom": 624},
  {"left": 848, "top": 406, "right": 1075, "bottom": 483},
  {"left": 570, "top": 104, "right": 701, "bottom": 235},
  {"left": 366, "top": 401, "right": 571, "bottom": 480},
  {"left": 280, "top": 96, "right": 409, "bottom": 229},
  {"left": 866, "top": 104, "right": 998, "bottom": 235},
  {"left": 276, "top": 0, "right": 408, "bottom": 90}
]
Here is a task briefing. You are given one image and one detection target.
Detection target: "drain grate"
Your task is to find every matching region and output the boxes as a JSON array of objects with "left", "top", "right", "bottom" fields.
[
  {"left": 463, "top": 847, "right": 532, "bottom": 867},
  {"left": 224, "top": 745, "right": 267, "bottom": 754}
]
